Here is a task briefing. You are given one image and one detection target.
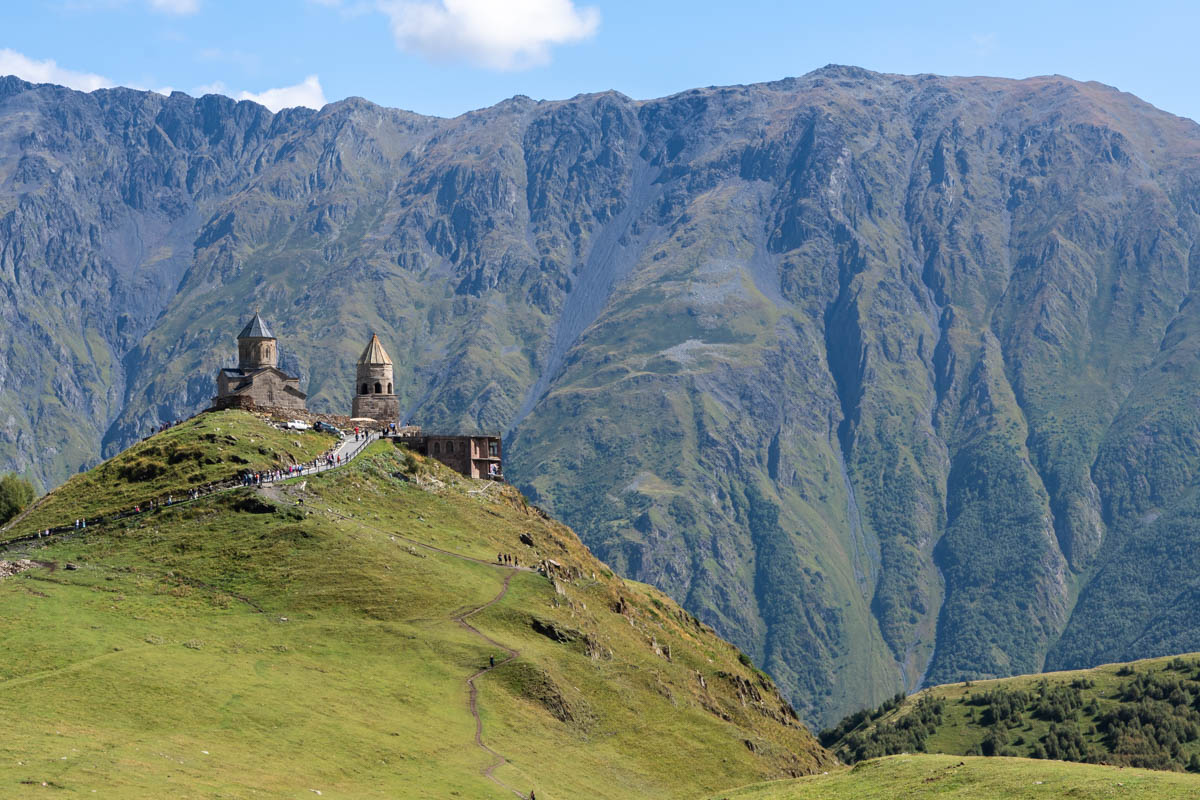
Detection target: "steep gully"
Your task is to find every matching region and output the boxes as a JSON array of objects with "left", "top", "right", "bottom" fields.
[{"left": 508, "top": 151, "right": 662, "bottom": 434}]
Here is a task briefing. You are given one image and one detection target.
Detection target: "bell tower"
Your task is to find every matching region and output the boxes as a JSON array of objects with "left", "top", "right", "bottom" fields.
[
  {"left": 237, "top": 312, "right": 278, "bottom": 371},
  {"left": 352, "top": 334, "right": 399, "bottom": 424}
]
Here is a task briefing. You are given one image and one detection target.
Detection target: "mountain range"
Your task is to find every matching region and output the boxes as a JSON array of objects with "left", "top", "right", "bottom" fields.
[{"left": 4, "top": 65, "right": 1200, "bottom": 726}]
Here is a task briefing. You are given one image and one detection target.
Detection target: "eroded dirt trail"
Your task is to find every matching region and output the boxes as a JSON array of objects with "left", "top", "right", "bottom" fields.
[
  {"left": 455, "top": 570, "right": 526, "bottom": 798},
  {"left": 324, "top": 507, "right": 532, "bottom": 798}
]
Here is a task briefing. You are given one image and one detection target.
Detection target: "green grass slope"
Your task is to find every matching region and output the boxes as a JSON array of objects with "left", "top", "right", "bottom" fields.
[
  {"left": 822, "top": 654, "right": 1200, "bottom": 772},
  {"left": 2, "top": 410, "right": 336, "bottom": 536},
  {"left": 0, "top": 411, "right": 834, "bottom": 798},
  {"left": 710, "top": 754, "right": 1200, "bottom": 799}
]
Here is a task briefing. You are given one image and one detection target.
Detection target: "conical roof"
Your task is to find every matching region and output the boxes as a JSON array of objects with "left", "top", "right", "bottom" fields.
[
  {"left": 358, "top": 334, "right": 392, "bottom": 365},
  {"left": 238, "top": 312, "right": 274, "bottom": 340}
]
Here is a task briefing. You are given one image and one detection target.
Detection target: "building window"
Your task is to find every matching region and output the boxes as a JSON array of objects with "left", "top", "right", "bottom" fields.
[
  {"left": 446, "top": 441, "right": 454, "bottom": 453},
  {"left": 489, "top": 442, "right": 499, "bottom": 457},
  {"left": 361, "top": 383, "right": 368, "bottom": 395},
  {"left": 375, "top": 382, "right": 382, "bottom": 394},
  {"left": 387, "top": 382, "right": 392, "bottom": 394},
  {"left": 433, "top": 442, "right": 441, "bottom": 455}
]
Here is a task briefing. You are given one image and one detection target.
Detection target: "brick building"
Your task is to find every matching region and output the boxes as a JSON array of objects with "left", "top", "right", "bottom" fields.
[
  {"left": 395, "top": 433, "right": 503, "bottom": 480},
  {"left": 212, "top": 313, "right": 307, "bottom": 411}
]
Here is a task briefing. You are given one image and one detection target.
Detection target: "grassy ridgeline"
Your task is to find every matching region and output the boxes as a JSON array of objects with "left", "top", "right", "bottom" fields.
[
  {"left": 711, "top": 754, "right": 1200, "bottom": 799},
  {"left": 3, "top": 410, "right": 337, "bottom": 537},
  {"left": 822, "top": 654, "right": 1200, "bottom": 772},
  {"left": 0, "top": 412, "right": 833, "bottom": 798}
]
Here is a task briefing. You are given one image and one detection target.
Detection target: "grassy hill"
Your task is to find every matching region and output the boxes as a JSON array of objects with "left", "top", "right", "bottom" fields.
[
  {"left": 710, "top": 754, "right": 1200, "bottom": 799},
  {"left": 0, "top": 411, "right": 834, "bottom": 798},
  {"left": 1, "top": 411, "right": 338, "bottom": 535},
  {"left": 820, "top": 654, "right": 1200, "bottom": 772}
]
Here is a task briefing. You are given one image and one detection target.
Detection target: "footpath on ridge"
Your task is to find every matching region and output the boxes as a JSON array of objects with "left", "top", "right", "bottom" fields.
[
  {"left": 459, "top": 572, "right": 528, "bottom": 799},
  {"left": 0, "top": 431, "right": 379, "bottom": 548}
]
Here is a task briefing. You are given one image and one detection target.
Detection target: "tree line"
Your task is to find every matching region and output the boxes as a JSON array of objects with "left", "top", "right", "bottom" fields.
[{"left": 822, "top": 657, "right": 1200, "bottom": 772}]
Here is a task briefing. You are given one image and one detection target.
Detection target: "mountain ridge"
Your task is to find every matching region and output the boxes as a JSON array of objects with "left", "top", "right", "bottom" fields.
[{"left": 5, "top": 66, "right": 1200, "bottom": 725}]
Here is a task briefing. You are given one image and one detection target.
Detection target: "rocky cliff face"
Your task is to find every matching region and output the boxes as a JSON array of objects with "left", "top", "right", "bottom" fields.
[{"left": 4, "top": 66, "right": 1200, "bottom": 725}]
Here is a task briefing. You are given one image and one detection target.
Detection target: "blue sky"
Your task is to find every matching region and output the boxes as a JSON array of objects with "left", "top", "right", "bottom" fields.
[{"left": 3, "top": 0, "right": 1199, "bottom": 120}]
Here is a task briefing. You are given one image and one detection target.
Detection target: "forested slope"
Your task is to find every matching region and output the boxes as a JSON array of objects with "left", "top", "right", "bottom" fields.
[{"left": 822, "top": 654, "right": 1200, "bottom": 772}]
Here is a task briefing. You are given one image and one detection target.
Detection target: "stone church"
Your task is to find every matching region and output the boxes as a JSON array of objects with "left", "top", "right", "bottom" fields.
[
  {"left": 212, "top": 313, "right": 308, "bottom": 411},
  {"left": 209, "top": 313, "right": 501, "bottom": 479},
  {"left": 211, "top": 313, "right": 400, "bottom": 425}
]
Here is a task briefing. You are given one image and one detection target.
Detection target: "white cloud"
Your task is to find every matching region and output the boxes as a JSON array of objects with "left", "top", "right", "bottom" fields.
[
  {"left": 236, "top": 75, "right": 327, "bottom": 111},
  {"left": 0, "top": 48, "right": 324, "bottom": 113},
  {"left": 191, "top": 80, "right": 230, "bottom": 96},
  {"left": 378, "top": 0, "right": 599, "bottom": 70},
  {"left": 148, "top": 0, "right": 200, "bottom": 13},
  {"left": 0, "top": 48, "right": 115, "bottom": 92}
]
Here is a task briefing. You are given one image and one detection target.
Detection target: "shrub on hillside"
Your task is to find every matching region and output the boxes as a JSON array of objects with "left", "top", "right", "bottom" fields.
[
  {"left": 835, "top": 695, "right": 946, "bottom": 762},
  {"left": 0, "top": 473, "right": 35, "bottom": 524}
]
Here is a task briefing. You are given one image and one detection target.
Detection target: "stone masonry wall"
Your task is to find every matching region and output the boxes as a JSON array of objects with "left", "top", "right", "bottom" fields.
[{"left": 352, "top": 393, "right": 400, "bottom": 424}]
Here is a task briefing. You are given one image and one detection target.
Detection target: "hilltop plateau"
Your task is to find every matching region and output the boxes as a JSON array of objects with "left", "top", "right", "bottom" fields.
[{"left": 0, "top": 411, "right": 833, "bottom": 798}]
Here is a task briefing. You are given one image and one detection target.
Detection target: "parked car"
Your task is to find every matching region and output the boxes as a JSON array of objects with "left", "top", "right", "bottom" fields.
[
  {"left": 286, "top": 420, "right": 311, "bottom": 431},
  {"left": 313, "top": 421, "right": 343, "bottom": 436}
]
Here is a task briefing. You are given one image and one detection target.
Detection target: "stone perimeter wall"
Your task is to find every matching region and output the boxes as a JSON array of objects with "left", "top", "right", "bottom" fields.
[{"left": 208, "top": 403, "right": 417, "bottom": 434}]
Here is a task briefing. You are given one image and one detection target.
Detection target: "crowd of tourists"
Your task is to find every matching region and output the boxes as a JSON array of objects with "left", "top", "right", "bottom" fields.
[
  {"left": 148, "top": 420, "right": 184, "bottom": 438},
  {"left": 241, "top": 463, "right": 308, "bottom": 486},
  {"left": 234, "top": 436, "right": 371, "bottom": 488}
]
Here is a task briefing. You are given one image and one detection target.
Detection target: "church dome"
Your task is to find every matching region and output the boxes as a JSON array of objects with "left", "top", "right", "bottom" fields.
[{"left": 238, "top": 312, "right": 275, "bottom": 340}]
